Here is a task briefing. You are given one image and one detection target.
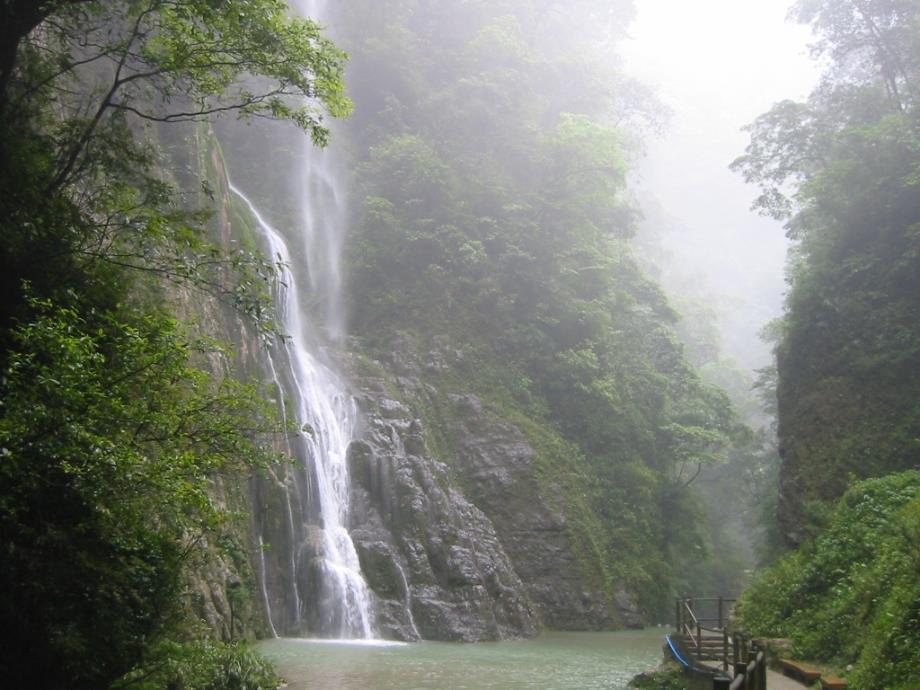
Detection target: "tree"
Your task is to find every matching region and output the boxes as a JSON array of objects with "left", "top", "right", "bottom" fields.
[
  {"left": 336, "top": 0, "right": 745, "bottom": 619},
  {"left": 0, "top": 0, "right": 348, "bottom": 685},
  {"left": 1, "top": 0, "right": 350, "bottom": 339},
  {"left": 791, "top": 0, "right": 920, "bottom": 110},
  {"left": 733, "top": 0, "right": 920, "bottom": 545},
  {"left": 0, "top": 301, "right": 280, "bottom": 688}
]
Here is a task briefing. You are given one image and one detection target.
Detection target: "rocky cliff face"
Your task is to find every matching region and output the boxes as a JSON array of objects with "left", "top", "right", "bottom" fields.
[
  {"left": 342, "top": 333, "right": 644, "bottom": 638},
  {"left": 171, "top": 124, "right": 277, "bottom": 641},
  {"left": 189, "top": 122, "right": 540, "bottom": 642},
  {"left": 346, "top": 369, "right": 539, "bottom": 640},
  {"left": 196, "top": 123, "right": 646, "bottom": 640}
]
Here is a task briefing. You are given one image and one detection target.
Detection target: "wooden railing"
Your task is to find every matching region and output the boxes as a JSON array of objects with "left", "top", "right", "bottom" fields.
[
  {"left": 672, "top": 597, "right": 767, "bottom": 689},
  {"left": 676, "top": 596, "right": 735, "bottom": 671},
  {"left": 715, "top": 642, "right": 766, "bottom": 690}
]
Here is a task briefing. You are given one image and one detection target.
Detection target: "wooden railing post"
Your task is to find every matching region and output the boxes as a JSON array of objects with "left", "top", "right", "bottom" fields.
[
  {"left": 713, "top": 676, "right": 731, "bottom": 690},
  {"left": 718, "top": 595, "right": 724, "bottom": 629},
  {"left": 734, "top": 661, "right": 747, "bottom": 686},
  {"left": 722, "top": 627, "right": 729, "bottom": 672}
]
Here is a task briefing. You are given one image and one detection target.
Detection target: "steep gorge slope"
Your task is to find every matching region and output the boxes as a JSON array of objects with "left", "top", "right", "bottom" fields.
[
  {"left": 732, "top": 4, "right": 920, "bottom": 688},
  {"left": 733, "top": 0, "right": 920, "bottom": 546},
  {"left": 326, "top": 0, "right": 743, "bottom": 625},
  {"left": 208, "top": 0, "right": 748, "bottom": 636}
]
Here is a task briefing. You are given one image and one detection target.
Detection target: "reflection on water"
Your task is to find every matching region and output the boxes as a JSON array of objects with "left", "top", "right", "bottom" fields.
[{"left": 258, "top": 630, "right": 666, "bottom": 690}]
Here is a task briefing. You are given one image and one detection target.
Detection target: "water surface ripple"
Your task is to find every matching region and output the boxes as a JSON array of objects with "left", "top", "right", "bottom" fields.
[{"left": 259, "top": 630, "right": 666, "bottom": 690}]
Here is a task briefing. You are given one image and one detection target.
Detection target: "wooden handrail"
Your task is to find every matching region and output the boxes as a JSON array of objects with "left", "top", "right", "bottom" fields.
[
  {"left": 688, "top": 597, "right": 737, "bottom": 603},
  {"left": 681, "top": 599, "right": 701, "bottom": 627},
  {"left": 677, "top": 598, "right": 733, "bottom": 632},
  {"left": 672, "top": 597, "right": 767, "bottom": 689},
  {"left": 675, "top": 596, "right": 753, "bottom": 680},
  {"left": 693, "top": 624, "right": 727, "bottom": 633},
  {"left": 714, "top": 649, "right": 766, "bottom": 690}
]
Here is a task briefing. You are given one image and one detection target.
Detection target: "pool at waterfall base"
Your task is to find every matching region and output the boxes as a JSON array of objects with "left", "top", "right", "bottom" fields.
[{"left": 258, "top": 629, "right": 666, "bottom": 689}]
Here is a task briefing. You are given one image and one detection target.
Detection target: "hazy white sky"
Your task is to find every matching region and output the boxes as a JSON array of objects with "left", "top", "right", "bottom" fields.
[{"left": 621, "top": 0, "right": 818, "bottom": 370}]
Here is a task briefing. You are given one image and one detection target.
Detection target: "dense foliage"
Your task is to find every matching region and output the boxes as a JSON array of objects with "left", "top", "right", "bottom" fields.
[
  {"left": 0, "top": 0, "right": 346, "bottom": 687},
  {"left": 733, "top": 0, "right": 920, "bottom": 546},
  {"left": 0, "top": 302, "right": 279, "bottom": 687},
  {"left": 332, "top": 0, "right": 748, "bottom": 618},
  {"left": 732, "top": 3, "right": 920, "bottom": 684},
  {"left": 114, "top": 640, "right": 283, "bottom": 690},
  {"left": 738, "top": 471, "right": 920, "bottom": 690}
]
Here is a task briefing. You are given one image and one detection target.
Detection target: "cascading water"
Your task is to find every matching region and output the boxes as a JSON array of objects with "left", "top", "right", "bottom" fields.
[
  {"left": 229, "top": 0, "right": 375, "bottom": 636},
  {"left": 232, "top": 182, "right": 374, "bottom": 639}
]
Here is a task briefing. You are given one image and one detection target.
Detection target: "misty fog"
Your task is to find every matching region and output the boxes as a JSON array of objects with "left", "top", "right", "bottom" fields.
[
  {"left": 6, "top": 0, "right": 918, "bottom": 686},
  {"left": 623, "top": 0, "right": 818, "bottom": 372}
]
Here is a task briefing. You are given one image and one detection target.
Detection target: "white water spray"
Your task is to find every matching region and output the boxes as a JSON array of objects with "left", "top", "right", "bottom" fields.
[
  {"left": 294, "top": 0, "right": 348, "bottom": 342},
  {"left": 256, "top": 535, "right": 279, "bottom": 638},
  {"left": 231, "top": 177, "right": 373, "bottom": 638}
]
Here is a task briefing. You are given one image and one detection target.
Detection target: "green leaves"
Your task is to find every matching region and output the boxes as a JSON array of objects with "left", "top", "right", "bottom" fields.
[
  {"left": 541, "top": 113, "right": 630, "bottom": 235},
  {"left": 791, "top": 0, "right": 920, "bottom": 111},
  {"left": 113, "top": 639, "right": 283, "bottom": 690},
  {"left": 734, "top": 0, "right": 920, "bottom": 546},
  {"left": 739, "top": 472, "right": 920, "bottom": 689},
  {"left": 0, "top": 0, "right": 347, "bottom": 684},
  {"left": 731, "top": 99, "right": 827, "bottom": 223},
  {"left": 0, "top": 298, "right": 282, "bottom": 687}
]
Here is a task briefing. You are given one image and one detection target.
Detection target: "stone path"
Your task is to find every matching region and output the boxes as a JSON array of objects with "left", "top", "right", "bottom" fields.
[
  {"left": 701, "top": 660, "right": 810, "bottom": 689},
  {"left": 767, "top": 669, "right": 810, "bottom": 690}
]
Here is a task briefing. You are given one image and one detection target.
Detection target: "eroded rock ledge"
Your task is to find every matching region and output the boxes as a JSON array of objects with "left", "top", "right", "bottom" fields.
[{"left": 343, "top": 334, "right": 644, "bottom": 640}]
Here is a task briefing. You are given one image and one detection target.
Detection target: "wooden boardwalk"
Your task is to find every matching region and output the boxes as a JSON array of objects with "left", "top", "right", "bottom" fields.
[{"left": 669, "top": 597, "right": 812, "bottom": 690}]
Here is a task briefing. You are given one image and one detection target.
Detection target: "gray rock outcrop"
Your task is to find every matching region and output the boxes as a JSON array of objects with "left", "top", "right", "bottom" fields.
[
  {"left": 343, "top": 334, "right": 645, "bottom": 637},
  {"left": 347, "top": 374, "right": 539, "bottom": 641}
]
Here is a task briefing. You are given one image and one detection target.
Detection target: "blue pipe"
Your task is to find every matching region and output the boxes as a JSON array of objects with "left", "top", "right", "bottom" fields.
[{"left": 665, "top": 633, "right": 691, "bottom": 668}]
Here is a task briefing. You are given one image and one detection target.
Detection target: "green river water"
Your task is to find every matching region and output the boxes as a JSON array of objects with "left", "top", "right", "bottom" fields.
[{"left": 258, "top": 629, "right": 666, "bottom": 690}]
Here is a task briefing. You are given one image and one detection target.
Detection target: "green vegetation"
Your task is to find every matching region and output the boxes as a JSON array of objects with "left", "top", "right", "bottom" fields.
[
  {"left": 0, "top": 0, "right": 347, "bottom": 687},
  {"left": 738, "top": 471, "right": 920, "bottom": 690},
  {"left": 733, "top": 0, "right": 920, "bottom": 546},
  {"left": 628, "top": 665, "right": 690, "bottom": 690},
  {"left": 334, "top": 0, "right": 749, "bottom": 618},
  {"left": 114, "top": 640, "right": 282, "bottom": 690},
  {"left": 731, "top": 4, "right": 920, "bottom": 685},
  {"left": 3, "top": 0, "right": 914, "bottom": 684},
  {"left": 0, "top": 300, "right": 278, "bottom": 685}
]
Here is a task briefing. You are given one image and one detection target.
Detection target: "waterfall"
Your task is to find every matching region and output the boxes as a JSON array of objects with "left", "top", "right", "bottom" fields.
[
  {"left": 232, "top": 183, "right": 374, "bottom": 639},
  {"left": 256, "top": 535, "right": 279, "bottom": 638},
  {"left": 229, "top": 36, "right": 376, "bottom": 636},
  {"left": 295, "top": 1, "right": 345, "bottom": 341}
]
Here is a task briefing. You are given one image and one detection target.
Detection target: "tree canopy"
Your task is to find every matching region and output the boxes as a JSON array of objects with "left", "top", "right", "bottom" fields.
[
  {"left": 733, "top": 0, "right": 920, "bottom": 544},
  {"left": 334, "top": 0, "right": 747, "bottom": 616},
  {"left": 0, "top": 1, "right": 347, "bottom": 686}
]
